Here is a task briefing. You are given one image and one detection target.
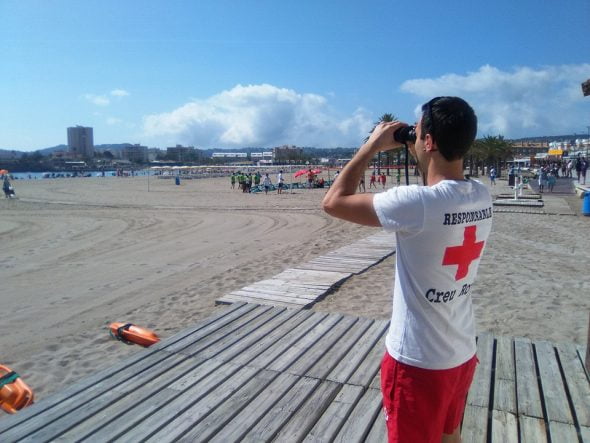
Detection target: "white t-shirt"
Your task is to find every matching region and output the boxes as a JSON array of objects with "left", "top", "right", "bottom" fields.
[{"left": 373, "top": 179, "right": 492, "bottom": 369}]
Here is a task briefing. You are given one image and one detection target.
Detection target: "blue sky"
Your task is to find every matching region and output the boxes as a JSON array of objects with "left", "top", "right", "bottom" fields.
[{"left": 1, "top": 0, "right": 590, "bottom": 151}]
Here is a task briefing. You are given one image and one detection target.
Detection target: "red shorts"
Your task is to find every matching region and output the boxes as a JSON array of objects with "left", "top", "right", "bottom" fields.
[{"left": 380, "top": 352, "right": 477, "bottom": 442}]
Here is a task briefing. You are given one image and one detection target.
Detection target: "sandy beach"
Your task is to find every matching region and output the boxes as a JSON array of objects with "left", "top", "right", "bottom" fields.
[{"left": 1, "top": 172, "right": 589, "bottom": 405}]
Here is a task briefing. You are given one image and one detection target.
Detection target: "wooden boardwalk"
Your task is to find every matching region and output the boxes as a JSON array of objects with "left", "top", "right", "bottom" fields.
[
  {"left": 216, "top": 232, "right": 396, "bottom": 308},
  {"left": 1, "top": 303, "right": 588, "bottom": 442}
]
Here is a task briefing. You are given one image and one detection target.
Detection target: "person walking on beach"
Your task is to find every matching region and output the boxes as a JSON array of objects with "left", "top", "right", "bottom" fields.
[
  {"left": 380, "top": 172, "right": 387, "bottom": 188},
  {"left": 489, "top": 166, "right": 496, "bottom": 186},
  {"left": 370, "top": 172, "right": 377, "bottom": 189},
  {"left": 277, "top": 170, "right": 284, "bottom": 194},
  {"left": 358, "top": 174, "right": 366, "bottom": 192},
  {"left": 323, "top": 96, "right": 492, "bottom": 443},
  {"left": 581, "top": 157, "right": 588, "bottom": 185},
  {"left": 3, "top": 176, "right": 13, "bottom": 198},
  {"left": 231, "top": 173, "right": 236, "bottom": 189},
  {"left": 262, "top": 173, "right": 272, "bottom": 195},
  {"left": 538, "top": 166, "right": 548, "bottom": 193}
]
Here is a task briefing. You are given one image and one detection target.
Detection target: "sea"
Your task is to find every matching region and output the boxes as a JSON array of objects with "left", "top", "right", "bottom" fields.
[{"left": 9, "top": 170, "right": 154, "bottom": 180}]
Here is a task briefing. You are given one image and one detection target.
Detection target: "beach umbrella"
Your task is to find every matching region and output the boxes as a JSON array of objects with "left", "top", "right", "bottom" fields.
[
  {"left": 293, "top": 169, "right": 308, "bottom": 178},
  {"left": 311, "top": 168, "right": 322, "bottom": 174},
  {"left": 0, "top": 169, "right": 8, "bottom": 175}
]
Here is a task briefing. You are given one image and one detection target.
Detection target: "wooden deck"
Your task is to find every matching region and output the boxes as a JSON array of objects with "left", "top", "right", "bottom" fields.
[
  {"left": 216, "top": 232, "right": 396, "bottom": 308},
  {"left": 1, "top": 303, "right": 588, "bottom": 442}
]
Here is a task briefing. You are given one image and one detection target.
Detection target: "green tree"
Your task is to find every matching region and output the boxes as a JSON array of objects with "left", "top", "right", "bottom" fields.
[
  {"left": 470, "top": 135, "right": 513, "bottom": 176},
  {"left": 365, "top": 113, "right": 397, "bottom": 174}
]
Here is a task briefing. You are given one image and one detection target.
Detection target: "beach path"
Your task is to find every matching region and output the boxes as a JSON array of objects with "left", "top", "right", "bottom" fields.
[{"left": 1, "top": 302, "right": 588, "bottom": 442}]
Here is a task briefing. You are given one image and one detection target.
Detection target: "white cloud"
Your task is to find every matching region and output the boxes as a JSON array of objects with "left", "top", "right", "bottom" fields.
[
  {"left": 84, "top": 94, "right": 110, "bottom": 106},
  {"left": 106, "top": 117, "right": 122, "bottom": 125},
  {"left": 401, "top": 64, "right": 590, "bottom": 138},
  {"left": 111, "top": 89, "right": 130, "bottom": 97},
  {"left": 143, "top": 84, "right": 373, "bottom": 148}
]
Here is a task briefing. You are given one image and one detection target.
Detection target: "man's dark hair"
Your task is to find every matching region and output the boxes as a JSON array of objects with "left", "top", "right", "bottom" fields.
[{"left": 420, "top": 96, "right": 477, "bottom": 161}]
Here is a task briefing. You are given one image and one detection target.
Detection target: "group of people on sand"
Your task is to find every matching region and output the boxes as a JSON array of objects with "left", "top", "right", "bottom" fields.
[
  {"left": 357, "top": 171, "right": 397, "bottom": 192},
  {"left": 230, "top": 170, "right": 286, "bottom": 194}
]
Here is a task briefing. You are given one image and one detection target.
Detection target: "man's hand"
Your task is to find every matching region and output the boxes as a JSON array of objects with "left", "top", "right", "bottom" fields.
[{"left": 364, "top": 121, "right": 407, "bottom": 153}]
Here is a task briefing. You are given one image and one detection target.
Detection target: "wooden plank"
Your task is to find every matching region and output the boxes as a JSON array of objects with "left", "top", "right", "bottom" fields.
[
  {"left": 197, "top": 307, "right": 301, "bottom": 361},
  {"left": 230, "top": 310, "right": 318, "bottom": 367},
  {"left": 346, "top": 322, "right": 388, "bottom": 388},
  {"left": 460, "top": 404, "right": 488, "bottom": 443},
  {"left": 206, "top": 372, "right": 302, "bottom": 442},
  {"left": 494, "top": 335, "right": 516, "bottom": 414},
  {"left": 235, "top": 286, "right": 320, "bottom": 300},
  {"left": 273, "top": 380, "right": 342, "bottom": 442},
  {"left": 285, "top": 316, "right": 358, "bottom": 376},
  {"left": 244, "top": 313, "right": 332, "bottom": 370},
  {"left": 55, "top": 357, "right": 230, "bottom": 442},
  {"left": 490, "top": 410, "right": 518, "bottom": 443},
  {"left": 534, "top": 340, "right": 573, "bottom": 424},
  {"left": 177, "top": 305, "right": 287, "bottom": 357},
  {"left": 107, "top": 364, "right": 254, "bottom": 443},
  {"left": 547, "top": 420, "right": 579, "bottom": 442},
  {"left": 144, "top": 368, "right": 278, "bottom": 443},
  {"left": 333, "top": 388, "right": 383, "bottom": 443},
  {"left": 364, "top": 412, "right": 387, "bottom": 443},
  {"left": 0, "top": 303, "right": 251, "bottom": 435},
  {"left": 163, "top": 303, "right": 265, "bottom": 353},
  {"left": 519, "top": 415, "right": 547, "bottom": 443},
  {"left": 216, "top": 310, "right": 313, "bottom": 366},
  {"left": 216, "top": 293, "right": 309, "bottom": 309},
  {"left": 267, "top": 314, "right": 343, "bottom": 373},
  {"left": 466, "top": 332, "right": 494, "bottom": 408},
  {"left": 170, "top": 304, "right": 276, "bottom": 356},
  {"left": 555, "top": 342, "right": 590, "bottom": 427},
  {"left": 240, "top": 376, "right": 320, "bottom": 442},
  {"left": 305, "top": 317, "right": 373, "bottom": 380},
  {"left": 303, "top": 384, "right": 364, "bottom": 442},
  {"left": 0, "top": 350, "right": 180, "bottom": 441},
  {"left": 25, "top": 354, "right": 209, "bottom": 442},
  {"left": 327, "top": 321, "right": 386, "bottom": 384},
  {"left": 514, "top": 337, "right": 544, "bottom": 419},
  {"left": 246, "top": 280, "right": 328, "bottom": 295},
  {"left": 228, "top": 289, "right": 318, "bottom": 305}
]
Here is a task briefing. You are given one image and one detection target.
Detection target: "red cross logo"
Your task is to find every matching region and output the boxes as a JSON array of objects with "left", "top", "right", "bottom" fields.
[{"left": 442, "top": 226, "right": 485, "bottom": 281}]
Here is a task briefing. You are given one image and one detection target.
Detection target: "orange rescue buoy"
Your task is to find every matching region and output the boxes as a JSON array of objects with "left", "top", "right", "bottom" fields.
[
  {"left": 0, "top": 365, "right": 34, "bottom": 414},
  {"left": 109, "top": 322, "right": 160, "bottom": 347}
]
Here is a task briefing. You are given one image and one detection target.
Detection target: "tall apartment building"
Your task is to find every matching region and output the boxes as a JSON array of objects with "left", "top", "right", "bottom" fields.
[
  {"left": 122, "top": 144, "right": 149, "bottom": 163},
  {"left": 67, "top": 126, "right": 94, "bottom": 158},
  {"left": 166, "top": 144, "right": 202, "bottom": 162}
]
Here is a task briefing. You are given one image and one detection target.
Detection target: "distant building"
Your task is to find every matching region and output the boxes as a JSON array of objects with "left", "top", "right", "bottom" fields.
[
  {"left": 67, "top": 126, "right": 94, "bottom": 158},
  {"left": 510, "top": 141, "right": 550, "bottom": 158},
  {"left": 122, "top": 144, "right": 149, "bottom": 163},
  {"left": 211, "top": 152, "right": 249, "bottom": 158},
  {"left": 273, "top": 145, "right": 304, "bottom": 163},
  {"left": 166, "top": 144, "right": 202, "bottom": 162}
]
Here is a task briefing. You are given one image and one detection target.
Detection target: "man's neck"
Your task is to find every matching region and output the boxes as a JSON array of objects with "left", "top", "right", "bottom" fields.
[{"left": 424, "top": 158, "right": 465, "bottom": 186}]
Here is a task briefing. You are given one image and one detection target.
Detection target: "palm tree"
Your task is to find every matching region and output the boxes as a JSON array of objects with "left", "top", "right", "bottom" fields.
[
  {"left": 470, "top": 135, "right": 513, "bottom": 177},
  {"left": 365, "top": 113, "right": 397, "bottom": 175}
]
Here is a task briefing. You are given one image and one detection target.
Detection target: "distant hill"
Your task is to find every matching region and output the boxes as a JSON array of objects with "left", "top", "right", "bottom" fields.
[{"left": 510, "top": 134, "right": 588, "bottom": 142}]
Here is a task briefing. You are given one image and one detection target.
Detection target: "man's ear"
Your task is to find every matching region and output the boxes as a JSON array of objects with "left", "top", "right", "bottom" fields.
[{"left": 424, "top": 134, "right": 438, "bottom": 152}]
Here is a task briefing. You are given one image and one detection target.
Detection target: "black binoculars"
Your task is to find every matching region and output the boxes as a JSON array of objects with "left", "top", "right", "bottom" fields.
[{"left": 394, "top": 126, "right": 416, "bottom": 144}]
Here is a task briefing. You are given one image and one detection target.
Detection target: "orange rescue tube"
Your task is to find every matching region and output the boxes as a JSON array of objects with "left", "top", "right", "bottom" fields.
[
  {"left": 109, "top": 322, "right": 160, "bottom": 347},
  {"left": 0, "top": 365, "right": 34, "bottom": 414}
]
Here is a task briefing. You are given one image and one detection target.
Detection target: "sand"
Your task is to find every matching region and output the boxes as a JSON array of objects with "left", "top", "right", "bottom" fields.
[{"left": 0, "top": 173, "right": 588, "bottom": 404}]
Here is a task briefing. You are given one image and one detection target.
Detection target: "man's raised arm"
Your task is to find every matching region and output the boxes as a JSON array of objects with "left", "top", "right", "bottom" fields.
[{"left": 322, "top": 121, "right": 406, "bottom": 226}]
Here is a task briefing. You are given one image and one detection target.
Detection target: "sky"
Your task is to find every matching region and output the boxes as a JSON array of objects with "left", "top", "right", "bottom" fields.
[{"left": 1, "top": 0, "right": 590, "bottom": 151}]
